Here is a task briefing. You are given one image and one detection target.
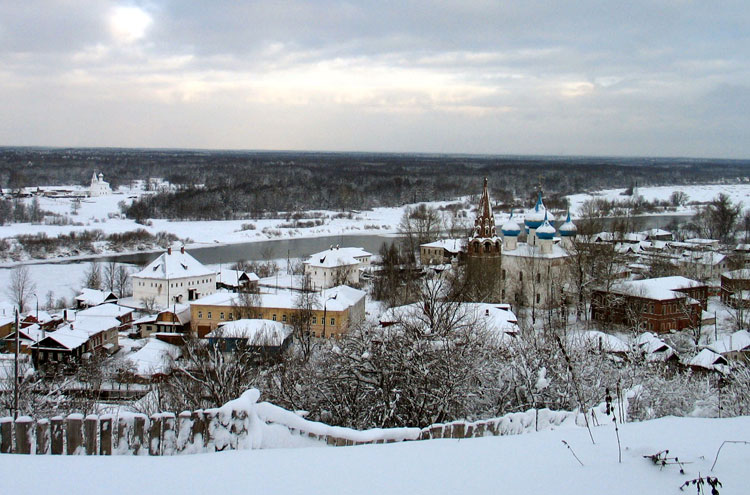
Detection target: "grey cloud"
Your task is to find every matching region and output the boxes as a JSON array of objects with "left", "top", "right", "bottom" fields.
[{"left": 0, "top": 1, "right": 748, "bottom": 157}]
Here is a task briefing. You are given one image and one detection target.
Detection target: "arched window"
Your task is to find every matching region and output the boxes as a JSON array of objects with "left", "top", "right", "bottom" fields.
[{"left": 484, "top": 242, "right": 492, "bottom": 253}]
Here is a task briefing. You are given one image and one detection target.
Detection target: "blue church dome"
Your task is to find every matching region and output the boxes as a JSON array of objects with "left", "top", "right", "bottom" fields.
[
  {"left": 536, "top": 213, "right": 556, "bottom": 240},
  {"left": 525, "top": 192, "right": 555, "bottom": 229},
  {"left": 501, "top": 210, "right": 521, "bottom": 237},
  {"left": 559, "top": 210, "right": 577, "bottom": 237}
]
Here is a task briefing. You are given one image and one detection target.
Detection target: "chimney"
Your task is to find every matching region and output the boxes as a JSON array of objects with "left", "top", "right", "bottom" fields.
[
  {"left": 167, "top": 247, "right": 172, "bottom": 255},
  {"left": 64, "top": 309, "right": 68, "bottom": 321},
  {"left": 181, "top": 245, "right": 185, "bottom": 254}
]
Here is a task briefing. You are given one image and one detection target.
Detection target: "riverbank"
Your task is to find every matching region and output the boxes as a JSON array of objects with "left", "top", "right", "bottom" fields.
[{"left": 0, "top": 181, "right": 746, "bottom": 268}]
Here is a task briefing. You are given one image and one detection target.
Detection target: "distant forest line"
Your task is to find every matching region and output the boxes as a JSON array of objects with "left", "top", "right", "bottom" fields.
[{"left": 2, "top": 147, "right": 749, "bottom": 220}]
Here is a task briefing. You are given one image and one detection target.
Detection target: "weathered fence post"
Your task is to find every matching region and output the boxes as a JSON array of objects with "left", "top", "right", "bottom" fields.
[
  {"left": 100, "top": 416, "right": 112, "bottom": 455},
  {"left": 149, "top": 414, "right": 162, "bottom": 456},
  {"left": 84, "top": 415, "right": 98, "bottom": 455},
  {"left": 15, "top": 416, "right": 33, "bottom": 454},
  {"left": 176, "top": 411, "right": 192, "bottom": 453},
  {"left": 36, "top": 419, "right": 50, "bottom": 454},
  {"left": 204, "top": 410, "right": 216, "bottom": 451},
  {"left": 231, "top": 409, "right": 248, "bottom": 449},
  {"left": 51, "top": 416, "right": 64, "bottom": 455},
  {"left": 66, "top": 414, "right": 84, "bottom": 455},
  {"left": 162, "top": 413, "right": 176, "bottom": 456},
  {"left": 430, "top": 424, "right": 443, "bottom": 439},
  {"left": 191, "top": 410, "right": 206, "bottom": 452},
  {"left": 487, "top": 420, "right": 498, "bottom": 436},
  {"left": 473, "top": 422, "right": 485, "bottom": 438},
  {"left": 116, "top": 417, "right": 129, "bottom": 454},
  {"left": 132, "top": 414, "right": 147, "bottom": 455},
  {"left": 0, "top": 418, "right": 13, "bottom": 453}
]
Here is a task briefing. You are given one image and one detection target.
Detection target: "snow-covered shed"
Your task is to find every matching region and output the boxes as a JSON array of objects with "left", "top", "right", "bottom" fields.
[
  {"left": 75, "top": 288, "right": 118, "bottom": 309},
  {"left": 207, "top": 319, "right": 293, "bottom": 354},
  {"left": 123, "top": 338, "right": 181, "bottom": 381}
]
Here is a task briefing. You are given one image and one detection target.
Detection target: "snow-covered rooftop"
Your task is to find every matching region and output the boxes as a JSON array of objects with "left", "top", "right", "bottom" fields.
[
  {"left": 193, "top": 285, "right": 365, "bottom": 312},
  {"left": 34, "top": 327, "right": 90, "bottom": 350},
  {"left": 570, "top": 330, "right": 629, "bottom": 353},
  {"left": 706, "top": 330, "right": 750, "bottom": 355},
  {"left": 75, "top": 288, "right": 117, "bottom": 306},
  {"left": 380, "top": 302, "right": 519, "bottom": 337},
  {"left": 636, "top": 332, "right": 677, "bottom": 361},
  {"left": 420, "top": 239, "right": 464, "bottom": 253},
  {"left": 722, "top": 269, "right": 750, "bottom": 280},
  {"left": 304, "top": 246, "right": 372, "bottom": 269},
  {"left": 607, "top": 276, "right": 704, "bottom": 301},
  {"left": 502, "top": 242, "right": 570, "bottom": 259},
  {"left": 217, "top": 269, "right": 259, "bottom": 287},
  {"left": 209, "top": 319, "right": 292, "bottom": 346},
  {"left": 124, "top": 338, "right": 181, "bottom": 377},
  {"left": 133, "top": 248, "right": 215, "bottom": 280},
  {"left": 74, "top": 303, "right": 133, "bottom": 319},
  {"left": 688, "top": 348, "right": 728, "bottom": 371}
]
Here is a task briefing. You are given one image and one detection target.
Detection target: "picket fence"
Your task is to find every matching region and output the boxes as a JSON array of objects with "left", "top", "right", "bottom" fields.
[{"left": 0, "top": 388, "right": 628, "bottom": 455}]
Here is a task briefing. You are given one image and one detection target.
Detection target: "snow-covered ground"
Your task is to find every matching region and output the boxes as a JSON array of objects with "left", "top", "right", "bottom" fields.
[
  {"left": 4, "top": 182, "right": 750, "bottom": 265},
  {"left": 0, "top": 415, "right": 746, "bottom": 495},
  {"left": 0, "top": 185, "right": 413, "bottom": 253},
  {"left": 567, "top": 184, "right": 750, "bottom": 217}
]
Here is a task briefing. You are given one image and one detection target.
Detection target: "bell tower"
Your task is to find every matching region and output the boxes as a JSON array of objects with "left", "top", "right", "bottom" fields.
[{"left": 467, "top": 178, "right": 501, "bottom": 258}]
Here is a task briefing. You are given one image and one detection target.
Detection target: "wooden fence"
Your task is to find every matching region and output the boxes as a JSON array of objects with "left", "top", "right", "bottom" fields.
[{"left": 0, "top": 388, "right": 626, "bottom": 455}]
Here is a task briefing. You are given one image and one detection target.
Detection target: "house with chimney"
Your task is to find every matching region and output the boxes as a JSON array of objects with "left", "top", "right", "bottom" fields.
[
  {"left": 132, "top": 246, "right": 216, "bottom": 309},
  {"left": 303, "top": 246, "right": 372, "bottom": 290}
]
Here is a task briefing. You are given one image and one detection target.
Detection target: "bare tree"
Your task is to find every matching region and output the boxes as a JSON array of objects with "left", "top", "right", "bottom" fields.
[
  {"left": 232, "top": 288, "right": 261, "bottom": 319},
  {"left": 292, "top": 276, "right": 320, "bottom": 359},
  {"left": 114, "top": 265, "right": 131, "bottom": 297},
  {"left": 154, "top": 337, "right": 265, "bottom": 411},
  {"left": 6, "top": 265, "right": 36, "bottom": 312},
  {"left": 398, "top": 204, "right": 442, "bottom": 256},
  {"left": 141, "top": 296, "right": 158, "bottom": 313},
  {"left": 103, "top": 261, "right": 117, "bottom": 292},
  {"left": 312, "top": 277, "right": 500, "bottom": 428},
  {"left": 331, "top": 264, "right": 354, "bottom": 287},
  {"left": 82, "top": 261, "right": 102, "bottom": 290},
  {"left": 694, "top": 193, "right": 742, "bottom": 245}
]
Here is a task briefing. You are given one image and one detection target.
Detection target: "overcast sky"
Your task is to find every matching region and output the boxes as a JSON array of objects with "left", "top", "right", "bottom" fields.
[{"left": 0, "top": 1, "right": 748, "bottom": 158}]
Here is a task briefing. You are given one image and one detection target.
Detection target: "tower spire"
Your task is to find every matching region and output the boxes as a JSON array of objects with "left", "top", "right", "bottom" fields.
[{"left": 473, "top": 177, "right": 496, "bottom": 238}]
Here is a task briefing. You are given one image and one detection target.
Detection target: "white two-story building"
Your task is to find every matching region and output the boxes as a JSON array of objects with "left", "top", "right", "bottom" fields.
[
  {"left": 132, "top": 246, "right": 216, "bottom": 309},
  {"left": 303, "top": 246, "right": 372, "bottom": 290}
]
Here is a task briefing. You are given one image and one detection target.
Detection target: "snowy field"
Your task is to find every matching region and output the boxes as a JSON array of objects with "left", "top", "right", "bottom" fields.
[
  {"left": 0, "top": 185, "right": 411, "bottom": 253},
  {"left": 3, "top": 183, "right": 750, "bottom": 266},
  {"left": 567, "top": 183, "right": 750, "bottom": 217},
  {"left": 0, "top": 415, "right": 746, "bottom": 495},
  {"left": 7, "top": 183, "right": 750, "bottom": 253}
]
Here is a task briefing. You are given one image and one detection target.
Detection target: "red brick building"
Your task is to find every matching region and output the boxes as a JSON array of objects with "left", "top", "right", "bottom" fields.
[
  {"left": 720, "top": 269, "right": 750, "bottom": 308},
  {"left": 591, "top": 276, "right": 707, "bottom": 333}
]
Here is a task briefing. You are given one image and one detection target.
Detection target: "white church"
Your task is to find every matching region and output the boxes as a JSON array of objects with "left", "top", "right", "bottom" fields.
[{"left": 89, "top": 172, "right": 112, "bottom": 197}]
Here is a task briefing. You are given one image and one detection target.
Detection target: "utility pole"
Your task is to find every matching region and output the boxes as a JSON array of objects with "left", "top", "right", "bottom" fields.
[
  {"left": 322, "top": 294, "right": 338, "bottom": 338},
  {"left": 14, "top": 308, "right": 19, "bottom": 420}
]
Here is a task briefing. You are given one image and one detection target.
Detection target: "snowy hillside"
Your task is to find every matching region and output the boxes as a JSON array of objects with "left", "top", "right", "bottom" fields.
[{"left": 1, "top": 415, "right": 746, "bottom": 495}]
